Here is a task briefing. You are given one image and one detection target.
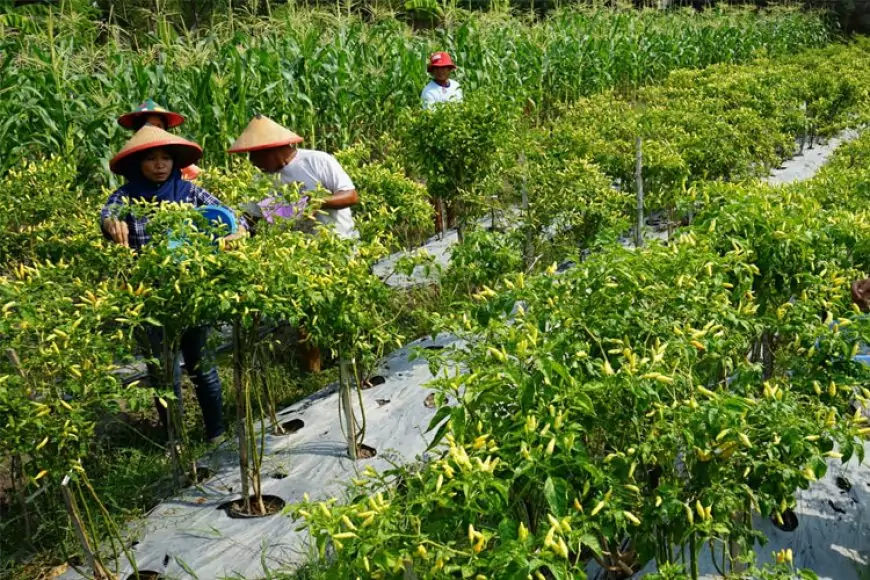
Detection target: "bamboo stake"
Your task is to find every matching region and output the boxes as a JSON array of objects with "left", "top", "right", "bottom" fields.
[
  {"left": 635, "top": 136, "right": 644, "bottom": 249},
  {"left": 520, "top": 152, "right": 534, "bottom": 270},
  {"left": 435, "top": 197, "right": 446, "bottom": 240}
]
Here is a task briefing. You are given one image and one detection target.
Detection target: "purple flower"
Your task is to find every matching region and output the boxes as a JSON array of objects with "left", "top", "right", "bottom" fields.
[{"left": 259, "top": 196, "right": 309, "bottom": 224}]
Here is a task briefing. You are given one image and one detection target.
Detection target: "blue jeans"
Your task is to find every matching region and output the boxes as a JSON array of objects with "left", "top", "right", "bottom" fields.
[{"left": 144, "top": 326, "right": 225, "bottom": 440}]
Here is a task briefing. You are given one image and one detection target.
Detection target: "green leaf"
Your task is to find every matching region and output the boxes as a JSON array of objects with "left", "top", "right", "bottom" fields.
[
  {"left": 498, "top": 517, "right": 518, "bottom": 540},
  {"left": 543, "top": 476, "right": 568, "bottom": 517},
  {"left": 426, "top": 404, "right": 452, "bottom": 433}
]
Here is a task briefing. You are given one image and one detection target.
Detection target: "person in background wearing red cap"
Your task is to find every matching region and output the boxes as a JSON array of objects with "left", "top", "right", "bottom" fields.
[
  {"left": 421, "top": 52, "right": 463, "bottom": 230},
  {"left": 421, "top": 51, "right": 463, "bottom": 110},
  {"left": 118, "top": 99, "right": 201, "bottom": 181},
  {"left": 101, "top": 125, "right": 247, "bottom": 444}
]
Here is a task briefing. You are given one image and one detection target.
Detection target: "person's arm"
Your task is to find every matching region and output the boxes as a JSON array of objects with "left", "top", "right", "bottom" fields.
[
  {"left": 190, "top": 184, "right": 250, "bottom": 240},
  {"left": 321, "top": 189, "right": 358, "bottom": 210},
  {"left": 320, "top": 155, "right": 359, "bottom": 210},
  {"left": 852, "top": 279, "right": 870, "bottom": 312},
  {"left": 101, "top": 189, "right": 129, "bottom": 247}
]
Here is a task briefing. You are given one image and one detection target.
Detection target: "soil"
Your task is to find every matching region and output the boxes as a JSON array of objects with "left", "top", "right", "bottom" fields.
[
  {"left": 771, "top": 507, "right": 799, "bottom": 532},
  {"left": 361, "top": 375, "right": 386, "bottom": 390},
  {"left": 125, "top": 571, "right": 162, "bottom": 580},
  {"left": 0, "top": 456, "right": 13, "bottom": 511},
  {"left": 356, "top": 443, "right": 377, "bottom": 459},
  {"left": 273, "top": 418, "right": 304, "bottom": 436},
  {"left": 218, "top": 494, "right": 285, "bottom": 518},
  {"left": 180, "top": 466, "right": 212, "bottom": 487}
]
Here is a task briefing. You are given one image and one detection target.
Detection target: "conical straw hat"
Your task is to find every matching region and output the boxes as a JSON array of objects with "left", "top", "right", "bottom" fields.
[
  {"left": 118, "top": 98, "right": 185, "bottom": 130},
  {"left": 110, "top": 125, "right": 203, "bottom": 176},
  {"left": 228, "top": 114, "right": 303, "bottom": 153}
]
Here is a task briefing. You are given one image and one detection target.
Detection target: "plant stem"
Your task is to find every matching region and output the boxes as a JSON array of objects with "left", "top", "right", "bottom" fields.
[
  {"left": 61, "top": 474, "right": 110, "bottom": 580},
  {"left": 635, "top": 135, "right": 644, "bottom": 249}
]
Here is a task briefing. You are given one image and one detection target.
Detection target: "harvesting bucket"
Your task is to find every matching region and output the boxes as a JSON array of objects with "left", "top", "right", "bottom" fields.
[{"left": 166, "top": 205, "right": 238, "bottom": 254}]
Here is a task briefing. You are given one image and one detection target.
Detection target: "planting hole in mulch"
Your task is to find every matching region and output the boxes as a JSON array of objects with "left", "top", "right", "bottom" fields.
[
  {"left": 771, "top": 508, "right": 799, "bottom": 532},
  {"left": 218, "top": 495, "right": 285, "bottom": 518},
  {"left": 274, "top": 418, "right": 304, "bottom": 436},
  {"left": 376, "top": 398, "right": 390, "bottom": 407},
  {"left": 424, "top": 344, "right": 445, "bottom": 351},
  {"left": 424, "top": 393, "right": 436, "bottom": 408},
  {"left": 179, "top": 467, "right": 212, "bottom": 487},
  {"left": 193, "top": 467, "right": 211, "bottom": 484},
  {"left": 362, "top": 375, "right": 386, "bottom": 389},
  {"left": 272, "top": 471, "right": 288, "bottom": 480},
  {"left": 354, "top": 444, "right": 377, "bottom": 459},
  {"left": 126, "top": 572, "right": 162, "bottom": 580},
  {"left": 836, "top": 476, "right": 852, "bottom": 492}
]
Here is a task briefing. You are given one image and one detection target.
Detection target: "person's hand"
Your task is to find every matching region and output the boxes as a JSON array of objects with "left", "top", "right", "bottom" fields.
[
  {"left": 103, "top": 218, "right": 129, "bottom": 247},
  {"left": 851, "top": 278, "right": 870, "bottom": 312},
  {"left": 219, "top": 226, "right": 248, "bottom": 250}
]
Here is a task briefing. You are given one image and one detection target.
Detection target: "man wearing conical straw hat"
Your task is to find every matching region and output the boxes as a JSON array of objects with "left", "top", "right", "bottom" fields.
[
  {"left": 228, "top": 115, "right": 359, "bottom": 240},
  {"left": 229, "top": 115, "right": 359, "bottom": 374}
]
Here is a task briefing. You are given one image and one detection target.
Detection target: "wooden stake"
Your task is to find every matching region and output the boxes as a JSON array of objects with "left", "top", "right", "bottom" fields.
[
  {"left": 635, "top": 136, "right": 644, "bottom": 249},
  {"left": 161, "top": 341, "right": 184, "bottom": 489},
  {"left": 520, "top": 152, "right": 534, "bottom": 269},
  {"left": 729, "top": 510, "right": 747, "bottom": 574},
  {"left": 339, "top": 357, "right": 358, "bottom": 460}
]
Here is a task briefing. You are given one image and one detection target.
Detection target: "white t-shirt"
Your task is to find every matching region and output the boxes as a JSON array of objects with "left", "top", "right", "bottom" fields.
[
  {"left": 421, "top": 80, "right": 463, "bottom": 110},
  {"left": 278, "top": 149, "right": 358, "bottom": 239}
]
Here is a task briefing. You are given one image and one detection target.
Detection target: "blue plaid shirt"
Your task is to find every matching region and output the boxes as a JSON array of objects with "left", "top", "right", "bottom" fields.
[{"left": 100, "top": 184, "right": 248, "bottom": 251}]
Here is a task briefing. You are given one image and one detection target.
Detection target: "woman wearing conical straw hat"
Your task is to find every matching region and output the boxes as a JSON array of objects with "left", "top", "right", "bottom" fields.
[
  {"left": 101, "top": 125, "right": 248, "bottom": 444},
  {"left": 229, "top": 115, "right": 360, "bottom": 373},
  {"left": 118, "top": 99, "right": 202, "bottom": 181}
]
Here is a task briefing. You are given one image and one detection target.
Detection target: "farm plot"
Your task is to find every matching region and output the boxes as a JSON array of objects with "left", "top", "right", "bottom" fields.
[
  {"left": 290, "top": 127, "right": 870, "bottom": 580},
  {"left": 3, "top": 5, "right": 870, "bottom": 580}
]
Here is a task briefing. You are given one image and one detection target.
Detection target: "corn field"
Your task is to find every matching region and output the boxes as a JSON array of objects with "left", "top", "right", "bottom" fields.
[{"left": 0, "top": 5, "right": 828, "bottom": 184}]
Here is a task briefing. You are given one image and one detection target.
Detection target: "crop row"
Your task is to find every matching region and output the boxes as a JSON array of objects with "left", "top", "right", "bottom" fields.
[
  {"left": 290, "top": 106, "right": 870, "bottom": 580},
  {"left": 407, "top": 38, "right": 870, "bottom": 282}
]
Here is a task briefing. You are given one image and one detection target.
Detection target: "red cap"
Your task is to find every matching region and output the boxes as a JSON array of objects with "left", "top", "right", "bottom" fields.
[{"left": 427, "top": 51, "right": 456, "bottom": 72}]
